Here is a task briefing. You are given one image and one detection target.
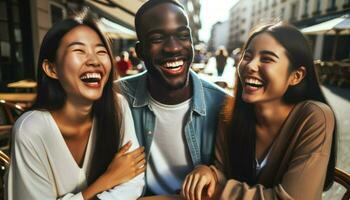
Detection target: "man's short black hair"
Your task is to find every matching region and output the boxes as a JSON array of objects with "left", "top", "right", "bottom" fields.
[{"left": 135, "top": 0, "right": 185, "bottom": 40}]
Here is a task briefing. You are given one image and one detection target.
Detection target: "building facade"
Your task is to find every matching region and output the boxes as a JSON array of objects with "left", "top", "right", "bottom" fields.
[
  {"left": 207, "top": 20, "right": 230, "bottom": 52},
  {"left": 179, "top": 0, "right": 201, "bottom": 44},
  {"left": 226, "top": 0, "right": 350, "bottom": 59}
]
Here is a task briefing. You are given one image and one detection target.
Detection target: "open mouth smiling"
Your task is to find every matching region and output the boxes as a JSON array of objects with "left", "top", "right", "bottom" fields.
[
  {"left": 244, "top": 77, "right": 264, "bottom": 88},
  {"left": 160, "top": 60, "right": 185, "bottom": 74},
  {"left": 80, "top": 72, "right": 102, "bottom": 87}
]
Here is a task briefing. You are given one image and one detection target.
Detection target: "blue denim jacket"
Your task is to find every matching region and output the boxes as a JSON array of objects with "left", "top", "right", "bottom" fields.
[{"left": 117, "top": 70, "right": 228, "bottom": 166}]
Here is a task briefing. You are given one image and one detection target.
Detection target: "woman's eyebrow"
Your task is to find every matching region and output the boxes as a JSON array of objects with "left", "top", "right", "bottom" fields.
[
  {"left": 67, "top": 41, "right": 85, "bottom": 48},
  {"left": 260, "top": 50, "right": 279, "bottom": 59}
]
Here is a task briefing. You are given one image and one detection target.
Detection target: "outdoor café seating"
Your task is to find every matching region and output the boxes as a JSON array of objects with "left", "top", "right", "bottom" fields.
[
  {"left": 334, "top": 167, "right": 350, "bottom": 200},
  {"left": 315, "top": 60, "right": 350, "bottom": 87},
  {"left": 0, "top": 100, "right": 24, "bottom": 153},
  {"left": 0, "top": 150, "right": 9, "bottom": 200}
]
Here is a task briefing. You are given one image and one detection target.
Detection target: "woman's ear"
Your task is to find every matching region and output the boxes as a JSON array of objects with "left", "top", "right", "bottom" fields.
[
  {"left": 290, "top": 66, "right": 306, "bottom": 86},
  {"left": 42, "top": 59, "right": 58, "bottom": 79}
]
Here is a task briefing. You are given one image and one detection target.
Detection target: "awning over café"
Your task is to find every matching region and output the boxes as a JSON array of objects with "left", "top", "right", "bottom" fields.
[
  {"left": 100, "top": 18, "right": 136, "bottom": 39},
  {"left": 85, "top": 0, "right": 145, "bottom": 37},
  {"left": 301, "top": 14, "right": 350, "bottom": 35}
]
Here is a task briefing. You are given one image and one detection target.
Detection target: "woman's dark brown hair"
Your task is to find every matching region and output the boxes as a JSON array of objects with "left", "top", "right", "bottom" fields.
[
  {"left": 223, "top": 22, "right": 337, "bottom": 190},
  {"left": 32, "top": 9, "right": 122, "bottom": 184}
]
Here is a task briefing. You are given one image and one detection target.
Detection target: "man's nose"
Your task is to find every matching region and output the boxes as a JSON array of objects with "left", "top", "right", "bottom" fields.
[{"left": 163, "top": 36, "right": 182, "bottom": 53}]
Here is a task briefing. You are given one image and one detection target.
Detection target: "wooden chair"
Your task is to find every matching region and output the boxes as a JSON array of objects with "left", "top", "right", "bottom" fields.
[
  {"left": 0, "top": 100, "right": 24, "bottom": 125},
  {"left": 0, "top": 150, "right": 9, "bottom": 200},
  {"left": 0, "top": 100, "right": 24, "bottom": 153},
  {"left": 334, "top": 167, "right": 350, "bottom": 200}
]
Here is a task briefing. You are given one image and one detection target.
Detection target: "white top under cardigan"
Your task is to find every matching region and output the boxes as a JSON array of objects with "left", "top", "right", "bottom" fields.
[{"left": 6, "top": 95, "right": 144, "bottom": 200}]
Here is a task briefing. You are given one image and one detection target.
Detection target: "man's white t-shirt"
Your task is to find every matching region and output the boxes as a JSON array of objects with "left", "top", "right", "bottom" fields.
[{"left": 147, "top": 96, "right": 193, "bottom": 194}]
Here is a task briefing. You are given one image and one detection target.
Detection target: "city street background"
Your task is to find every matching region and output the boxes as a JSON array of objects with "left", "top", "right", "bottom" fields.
[{"left": 322, "top": 86, "right": 350, "bottom": 199}]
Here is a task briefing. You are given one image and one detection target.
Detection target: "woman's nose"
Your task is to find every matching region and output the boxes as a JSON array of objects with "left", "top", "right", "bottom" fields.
[
  {"left": 86, "top": 53, "right": 101, "bottom": 67},
  {"left": 245, "top": 59, "right": 259, "bottom": 72}
]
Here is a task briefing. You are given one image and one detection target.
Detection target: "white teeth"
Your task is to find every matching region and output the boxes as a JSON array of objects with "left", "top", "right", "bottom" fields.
[
  {"left": 80, "top": 72, "right": 101, "bottom": 80},
  {"left": 245, "top": 78, "right": 263, "bottom": 85},
  {"left": 164, "top": 60, "right": 184, "bottom": 68}
]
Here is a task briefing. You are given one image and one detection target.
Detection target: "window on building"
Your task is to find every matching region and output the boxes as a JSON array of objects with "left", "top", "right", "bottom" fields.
[
  {"left": 272, "top": 0, "right": 277, "bottom": 7},
  {"left": 265, "top": 0, "right": 269, "bottom": 10},
  {"left": 280, "top": 7, "right": 285, "bottom": 20},
  {"left": 327, "top": 0, "right": 337, "bottom": 12},
  {"left": 0, "top": 0, "right": 26, "bottom": 83},
  {"left": 49, "top": 2, "right": 66, "bottom": 25},
  {"left": 313, "top": 0, "right": 321, "bottom": 15},
  {"left": 0, "top": 1, "right": 10, "bottom": 59},
  {"left": 187, "top": 1, "right": 194, "bottom": 12},
  {"left": 290, "top": 2, "right": 298, "bottom": 21},
  {"left": 327, "top": 0, "right": 336, "bottom": 8},
  {"left": 302, "top": 0, "right": 309, "bottom": 18},
  {"left": 343, "top": 0, "right": 350, "bottom": 8}
]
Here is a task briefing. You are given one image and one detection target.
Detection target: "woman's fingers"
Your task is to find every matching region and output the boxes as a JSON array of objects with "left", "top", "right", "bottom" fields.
[
  {"left": 134, "top": 150, "right": 146, "bottom": 163},
  {"left": 189, "top": 175, "right": 200, "bottom": 200},
  {"left": 136, "top": 158, "right": 146, "bottom": 168},
  {"left": 195, "top": 177, "right": 208, "bottom": 200},
  {"left": 127, "top": 146, "right": 145, "bottom": 158},
  {"left": 135, "top": 163, "right": 146, "bottom": 174},
  {"left": 207, "top": 176, "right": 216, "bottom": 198},
  {"left": 181, "top": 176, "right": 190, "bottom": 199},
  {"left": 184, "top": 175, "right": 194, "bottom": 200},
  {"left": 117, "top": 141, "right": 132, "bottom": 157}
]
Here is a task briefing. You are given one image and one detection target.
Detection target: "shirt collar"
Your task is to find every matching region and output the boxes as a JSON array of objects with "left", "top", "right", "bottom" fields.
[{"left": 131, "top": 70, "right": 206, "bottom": 116}]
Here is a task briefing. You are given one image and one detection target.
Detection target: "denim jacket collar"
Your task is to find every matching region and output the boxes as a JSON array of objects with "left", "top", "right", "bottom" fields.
[{"left": 130, "top": 70, "right": 206, "bottom": 116}]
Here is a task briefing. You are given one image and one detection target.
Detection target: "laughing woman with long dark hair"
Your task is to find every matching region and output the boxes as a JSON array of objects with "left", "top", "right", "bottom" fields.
[
  {"left": 6, "top": 11, "right": 145, "bottom": 200},
  {"left": 182, "top": 23, "right": 337, "bottom": 200}
]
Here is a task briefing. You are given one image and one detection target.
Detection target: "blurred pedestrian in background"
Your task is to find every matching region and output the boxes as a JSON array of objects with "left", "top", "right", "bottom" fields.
[
  {"left": 204, "top": 46, "right": 235, "bottom": 88},
  {"left": 129, "top": 47, "right": 145, "bottom": 72},
  {"left": 116, "top": 51, "right": 132, "bottom": 77}
]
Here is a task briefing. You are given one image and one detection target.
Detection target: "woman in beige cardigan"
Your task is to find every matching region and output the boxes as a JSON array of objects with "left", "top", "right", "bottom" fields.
[{"left": 181, "top": 23, "right": 336, "bottom": 200}]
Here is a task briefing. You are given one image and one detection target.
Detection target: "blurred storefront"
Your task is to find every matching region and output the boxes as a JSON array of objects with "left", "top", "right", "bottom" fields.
[{"left": 0, "top": 0, "right": 144, "bottom": 91}]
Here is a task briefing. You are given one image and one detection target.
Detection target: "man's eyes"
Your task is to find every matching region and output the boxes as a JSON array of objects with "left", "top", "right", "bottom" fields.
[
  {"left": 178, "top": 32, "right": 190, "bottom": 40},
  {"left": 149, "top": 35, "right": 164, "bottom": 43},
  {"left": 148, "top": 32, "right": 190, "bottom": 43}
]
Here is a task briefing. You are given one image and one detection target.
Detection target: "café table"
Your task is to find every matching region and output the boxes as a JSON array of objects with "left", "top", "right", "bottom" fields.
[
  {"left": 0, "top": 125, "right": 12, "bottom": 144},
  {"left": 7, "top": 80, "right": 37, "bottom": 92},
  {"left": 0, "top": 93, "right": 36, "bottom": 103},
  {"left": 0, "top": 93, "right": 36, "bottom": 108},
  {"left": 7, "top": 80, "right": 37, "bottom": 88},
  {"left": 139, "top": 195, "right": 180, "bottom": 200}
]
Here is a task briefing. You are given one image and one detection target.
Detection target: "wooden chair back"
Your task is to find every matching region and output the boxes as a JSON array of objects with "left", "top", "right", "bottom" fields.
[
  {"left": 0, "top": 100, "right": 24, "bottom": 125},
  {"left": 334, "top": 167, "right": 350, "bottom": 200}
]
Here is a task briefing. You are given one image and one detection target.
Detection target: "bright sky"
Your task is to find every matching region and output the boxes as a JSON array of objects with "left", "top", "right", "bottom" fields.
[{"left": 199, "top": 0, "right": 238, "bottom": 42}]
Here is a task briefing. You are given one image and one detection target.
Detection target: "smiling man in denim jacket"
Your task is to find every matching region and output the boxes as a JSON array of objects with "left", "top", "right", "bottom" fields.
[{"left": 116, "top": 0, "right": 228, "bottom": 196}]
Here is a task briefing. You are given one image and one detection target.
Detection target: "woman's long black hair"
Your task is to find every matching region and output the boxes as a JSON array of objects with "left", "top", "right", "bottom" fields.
[
  {"left": 31, "top": 9, "right": 122, "bottom": 184},
  {"left": 224, "top": 22, "right": 337, "bottom": 190}
]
